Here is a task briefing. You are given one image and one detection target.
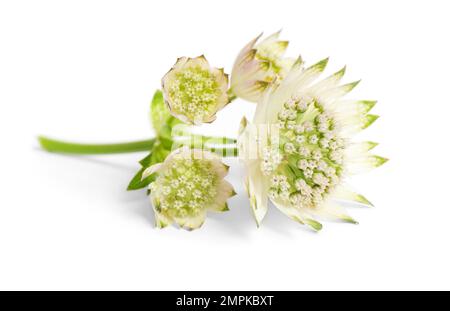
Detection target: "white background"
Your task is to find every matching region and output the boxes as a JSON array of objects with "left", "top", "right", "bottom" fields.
[{"left": 1, "top": 0, "right": 449, "bottom": 290}]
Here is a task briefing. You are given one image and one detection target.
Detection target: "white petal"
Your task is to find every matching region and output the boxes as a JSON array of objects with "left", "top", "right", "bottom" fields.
[
  {"left": 257, "top": 30, "right": 281, "bottom": 45},
  {"left": 335, "top": 112, "right": 379, "bottom": 136},
  {"left": 271, "top": 199, "right": 323, "bottom": 231},
  {"left": 345, "top": 141, "right": 379, "bottom": 157},
  {"left": 142, "top": 163, "right": 162, "bottom": 179},
  {"left": 154, "top": 209, "right": 173, "bottom": 229},
  {"left": 318, "top": 80, "right": 360, "bottom": 102},
  {"left": 233, "top": 33, "right": 262, "bottom": 70},
  {"left": 245, "top": 161, "right": 269, "bottom": 226},
  {"left": 175, "top": 211, "right": 207, "bottom": 230},
  {"left": 311, "top": 201, "right": 358, "bottom": 224},
  {"left": 254, "top": 84, "right": 278, "bottom": 124},
  {"left": 345, "top": 154, "right": 388, "bottom": 175},
  {"left": 331, "top": 184, "right": 374, "bottom": 207},
  {"left": 208, "top": 180, "right": 235, "bottom": 212},
  {"left": 267, "top": 58, "right": 329, "bottom": 122},
  {"left": 284, "top": 58, "right": 329, "bottom": 91},
  {"left": 307, "top": 66, "right": 346, "bottom": 95}
]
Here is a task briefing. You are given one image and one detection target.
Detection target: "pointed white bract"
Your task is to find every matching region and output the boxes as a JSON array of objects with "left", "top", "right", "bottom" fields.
[
  {"left": 162, "top": 55, "right": 229, "bottom": 125},
  {"left": 238, "top": 59, "right": 387, "bottom": 230},
  {"left": 230, "top": 31, "right": 295, "bottom": 103},
  {"left": 143, "top": 147, "right": 235, "bottom": 230}
]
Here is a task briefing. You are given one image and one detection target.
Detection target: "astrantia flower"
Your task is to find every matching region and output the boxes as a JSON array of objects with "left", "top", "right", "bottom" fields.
[
  {"left": 239, "top": 58, "right": 388, "bottom": 230},
  {"left": 162, "top": 55, "right": 229, "bottom": 125},
  {"left": 142, "top": 147, "right": 235, "bottom": 230},
  {"left": 230, "top": 31, "right": 294, "bottom": 103}
]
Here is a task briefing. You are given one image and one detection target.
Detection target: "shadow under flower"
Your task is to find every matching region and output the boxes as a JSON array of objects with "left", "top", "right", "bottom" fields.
[{"left": 34, "top": 148, "right": 324, "bottom": 236}]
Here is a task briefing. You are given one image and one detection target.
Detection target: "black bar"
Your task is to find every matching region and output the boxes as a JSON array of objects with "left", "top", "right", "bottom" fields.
[{"left": 1, "top": 291, "right": 449, "bottom": 309}]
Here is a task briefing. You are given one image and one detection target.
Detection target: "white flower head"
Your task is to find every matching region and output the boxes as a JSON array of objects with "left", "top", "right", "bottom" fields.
[
  {"left": 239, "top": 58, "right": 387, "bottom": 230},
  {"left": 143, "top": 147, "right": 235, "bottom": 230},
  {"left": 162, "top": 55, "right": 229, "bottom": 125},
  {"left": 230, "top": 31, "right": 295, "bottom": 103}
]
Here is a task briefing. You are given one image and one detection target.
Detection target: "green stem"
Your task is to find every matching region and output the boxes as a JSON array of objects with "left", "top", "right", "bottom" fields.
[
  {"left": 38, "top": 136, "right": 156, "bottom": 154},
  {"left": 38, "top": 135, "right": 239, "bottom": 157}
]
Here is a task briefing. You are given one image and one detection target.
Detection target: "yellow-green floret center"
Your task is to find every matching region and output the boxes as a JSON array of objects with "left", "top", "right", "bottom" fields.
[
  {"left": 168, "top": 66, "right": 221, "bottom": 121},
  {"left": 264, "top": 96, "right": 346, "bottom": 208},
  {"left": 151, "top": 158, "right": 219, "bottom": 218}
]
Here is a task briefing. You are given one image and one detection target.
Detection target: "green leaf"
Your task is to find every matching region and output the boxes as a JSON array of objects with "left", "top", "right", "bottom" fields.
[
  {"left": 149, "top": 141, "right": 171, "bottom": 163},
  {"left": 150, "top": 90, "right": 184, "bottom": 137},
  {"left": 127, "top": 141, "right": 172, "bottom": 191},
  {"left": 138, "top": 152, "right": 154, "bottom": 167},
  {"left": 127, "top": 167, "right": 156, "bottom": 190}
]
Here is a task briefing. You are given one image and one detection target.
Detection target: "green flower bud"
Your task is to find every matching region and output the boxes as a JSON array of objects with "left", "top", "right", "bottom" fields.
[{"left": 230, "top": 31, "right": 295, "bottom": 103}]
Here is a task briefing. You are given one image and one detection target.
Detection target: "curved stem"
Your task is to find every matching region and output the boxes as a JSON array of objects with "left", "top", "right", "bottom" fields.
[{"left": 38, "top": 136, "right": 156, "bottom": 154}]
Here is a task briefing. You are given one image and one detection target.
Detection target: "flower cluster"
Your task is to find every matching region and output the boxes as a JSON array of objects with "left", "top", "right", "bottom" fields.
[
  {"left": 161, "top": 32, "right": 295, "bottom": 125},
  {"left": 143, "top": 147, "right": 235, "bottom": 230},
  {"left": 239, "top": 57, "right": 387, "bottom": 229},
  {"left": 267, "top": 96, "right": 346, "bottom": 207},
  {"left": 157, "top": 32, "right": 386, "bottom": 230},
  {"left": 40, "top": 30, "right": 387, "bottom": 232},
  {"left": 162, "top": 56, "right": 229, "bottom": 124}
]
